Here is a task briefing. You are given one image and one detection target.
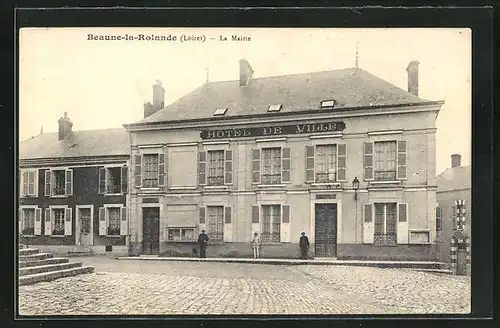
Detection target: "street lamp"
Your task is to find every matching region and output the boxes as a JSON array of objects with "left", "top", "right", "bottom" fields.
[{"left": 352, "top": 177, "right": 360, "bottom": 201}]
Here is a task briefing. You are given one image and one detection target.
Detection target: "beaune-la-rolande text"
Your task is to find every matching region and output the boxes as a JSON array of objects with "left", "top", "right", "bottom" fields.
[{"left": 219, "top": 35, "right": 252, "bottom": 41}]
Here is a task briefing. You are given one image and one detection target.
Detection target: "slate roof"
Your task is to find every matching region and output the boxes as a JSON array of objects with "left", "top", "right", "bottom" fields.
[
  {"left": 436, "top": 165, "right": 471, "bottom": 192},
  {"left": 134, "top": 67, "right": 434, "bottom": 125},
  {"left": 19, "top": 128, "right": 129, "bottom": 160}
]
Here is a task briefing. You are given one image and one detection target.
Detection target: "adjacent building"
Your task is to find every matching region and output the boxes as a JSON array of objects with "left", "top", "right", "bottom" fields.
[
  {"left": 124, "top": 59, "right": 444, "bottom": 260},
  {"left": 19, "top": 113, "right": 130, "bottom": 256}
]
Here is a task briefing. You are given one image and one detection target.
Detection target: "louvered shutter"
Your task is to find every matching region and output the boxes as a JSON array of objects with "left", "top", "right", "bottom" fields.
[
  {"left": 18, "top": 208, "right": 22, "bottom": 233},
  {"left": 64, "top": 208, "right": 72, "bottom": 235},
  {"left": 158, "top": 153, "right": 166, "bottom": 187},
  {"left": 281, "top": 147, "right": 291, "bottom": 183},
  {"left": 436, "top": 206, "right": 442, "bottom": 230},
  {"left": 363, "top": 203, "right": 374, "bottom": 243},
  {"left": 99, "top": 207, "right": 106, "bottom": 236},
  {"left": 121, "top": 166, "right": 128, "bottom": 193},
  {"left": 223, "top": 206, "right": 232, "bottom": 242},
  {"left": 280, "top": 205, "right": 291, "bottom": 242},
  {"left": 21, "top": 171, "right": 28, "bottom": 197},
  {"left": 198, "top": 151, "right": 206, "bottom": 185},
  {"left": 134, "top": 154, "right": 142, "bottom": 188},
  {"left": 337, "top": 144, "right": 347, "bottom": 181},
  {"left": 397, "top": 141, "right": 407, "bottom": 180},
  {"left": 44, "top": 208, "right": 51, "bottom": 235},
  {"left": 120, "top": 207, "right": 128, "bottom": 236},
  {"left": 65, "top": 169, "right": 73, "bottom": 196},
  {"left": 34, "top": 208, "right": 42, "bottom": 235},
  {"left": 28, "top": 171, "right": 36, "bottom": 196},
  {"left": 251, "top": 205, "right": 260, "bottom": 238},
  {"left": 305, "top": 146, "right": 315, "bottom": 183},
  {"left": 225, "top": 150, "right": 233, "bottom": 184},
  {"left": 251, "top": 149, "right": 261, "bottom": 183},
  {"left": 363, "top": 143, "right": 374, "bottom": 181},
  {"left": 199, "top": 206, "right": 206, "bottom": 231},
  {"left": 44, "top": 170, "right": 51, "bottom": 196},
  {"left": 99, "top": 167, "right": 106, "bottom": 194},
  {"left": 397, "top": 203, "right": 408, "bottom": 244}
]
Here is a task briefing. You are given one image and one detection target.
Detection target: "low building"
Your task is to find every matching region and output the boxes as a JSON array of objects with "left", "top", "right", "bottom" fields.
[
  {"left": 436, "top": 154, "right": 471, "bottom": 266},
  {"left": 19, "top": 113, "right": 130, "bottom": 256},
  {"left": 124, "top": 59, "right": 444, "bottom": 260}
]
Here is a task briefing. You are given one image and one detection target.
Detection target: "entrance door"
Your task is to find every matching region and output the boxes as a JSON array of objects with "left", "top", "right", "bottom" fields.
[
  {"left": 315, "top": 203, "right": 337, "bottom": 257},
  {"left": 77, "top": 207, "right": 93, "bottom": 247},
  {"left": 142, "top": 207, "right": 160, "bottom": 255}
]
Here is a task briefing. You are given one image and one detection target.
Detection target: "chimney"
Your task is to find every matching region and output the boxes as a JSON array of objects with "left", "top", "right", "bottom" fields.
[
  {"left": 57, "top": 112, "right": 73, "bottom": 141},
  {"left": 152, "top": 80, "right": 165, "bottom": 110},
  {"left": 451, "top": 154, "right": 462, "bottom": 168},
  {"left": 406, "top": 60, "right": 419, "bottom": 96},
  {"left": 239, "top": 59, "right": 254, "bottom": 87}
]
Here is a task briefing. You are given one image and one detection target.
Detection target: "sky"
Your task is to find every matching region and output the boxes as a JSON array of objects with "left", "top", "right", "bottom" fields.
[{"left": 19, "top": 28, "right": 471, "bottom": 175}]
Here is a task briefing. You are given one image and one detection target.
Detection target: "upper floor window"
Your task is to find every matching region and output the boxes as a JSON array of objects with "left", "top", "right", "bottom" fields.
[
  {"left": 45, "top": 169, "right": 73, "bottom": 197},
  {"left": 99, "top": 166, "right": 128, "bottom": 195},
  {"left": 143, "top": 154, "right": 159, "bottom": 188},
  {"left": 252, "top": 147, "right": 291, "bottom": 185},
  {"left": 20, "top": 169, "right": 38, "bottom": 197},
  {"left": 207, "top": 150, "right": 225, "bottom": 186},
  {"left": 134, "top": 153, "right": 166, "bottom": 189},
  {"left": 305, "top": 144, "right": 346, "bottom": 183},
  {"left": 198, "top": 149, "right": 232, "bottom": 186},
  {"left": 364, "top": 140, "right": 407, "bottom": 181}
]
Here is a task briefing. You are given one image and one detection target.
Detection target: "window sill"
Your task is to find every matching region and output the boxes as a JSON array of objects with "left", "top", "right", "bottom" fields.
[
  {"left": 105, "top": 235, "right": 123, "bottom": 238},
  {"left": 104, "top": 193, "right": 124, "bottom": 196},
  {"left": 369, "top": 180, "right": 402, "bottom": 185},
  {"left": 49, "top": 195, "right": 69, "bottom": 198},
  {"left": 256, "top": 184, "right": 287, "bottom": 188},
  {"left": 204, "top": 185, "right": 228, "bottom": 190},
  {"left": 140, "top": 187, "right": 161, "bottom": 191},
  {"left": 21, "top": 195, "right": 38, "bottom": 198},
  {"left": 21, "top": 235, "right": 36, "bottom": 238},
  {"left": 169, "top": 186, "right": 197, "bottom": 190},
  {"left": 50, "top": 235, "right": 66, "bottom": 238},
  {"left": 311, "top": 182, "right": 341, "bottom": 187},
  {"left": 166, "top": 240, "right": 196, "bottom": 243}
]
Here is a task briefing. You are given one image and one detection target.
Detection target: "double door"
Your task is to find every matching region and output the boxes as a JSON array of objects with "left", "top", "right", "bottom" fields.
[{"left": 315, "top": 203, "right": 338, "bottom": 258}]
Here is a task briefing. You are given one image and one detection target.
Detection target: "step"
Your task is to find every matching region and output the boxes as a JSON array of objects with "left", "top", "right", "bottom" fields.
[
  {"left": 19, "top": 248, "right": 40, "bottom": 256},
  {"left": 19, "top": 262, "right": 82, "bottom": 276},
  {"left": 19, "top": 266, "right": 95, "bottom": 286},
  {"left": 19, "top": 253, "right": 54, "bottom": 262},
  {"left": 19, "top": 257, "right": 70, "bottom": 268},
  {"left": 412, "top": 268, "right": 454, "bottom": 275}
]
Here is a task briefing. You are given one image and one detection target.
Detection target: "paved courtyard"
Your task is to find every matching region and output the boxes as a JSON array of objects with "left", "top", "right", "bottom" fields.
[{"left": 18, "top": 257, "right": 471, "bottom": 315}]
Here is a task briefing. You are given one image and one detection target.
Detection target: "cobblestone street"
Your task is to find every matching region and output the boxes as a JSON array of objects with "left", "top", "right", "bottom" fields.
[{"left": 18, "top": 258, "right": 471, "bottom": 315}]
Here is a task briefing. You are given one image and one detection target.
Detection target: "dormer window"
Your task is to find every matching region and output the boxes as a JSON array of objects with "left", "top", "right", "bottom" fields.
[
  {"left": 320, "top": 100, "right": 336, "bottom": 108},
  {"left": 268, "top": 104, "right": 282, "bottom": 112},
  {"left": 214, "top": 108, "right": 228, "bottom": 116}
]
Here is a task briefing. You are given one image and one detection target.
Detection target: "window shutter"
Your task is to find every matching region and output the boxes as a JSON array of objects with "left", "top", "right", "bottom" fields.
[
  {"left": 21, "top": 171, "right": 28, "bottom": 197},
  {"left": 224, "top": 150, "right": 233, "bottom": 185},
  {"left": 44, "top": 208, "right": 51, "bottom": 235},
  {"left": 452, "top": 205, "right": 457, "bottom": 230},
  {"left": 281, "top": 205, "right": 291, "bottom": 242},
  {"left": 224, "top": 206, "right": 232, "bottom": 224},
  {"left": 99, "top": 167, "right": 106, "bottom": 194},
  {"left": 251, "top": 149, "right": 261, "bottom": 183},
  {"left": 158, "top": 153, "right": 166, "bottom": 187},
  {"left": 44, "top": 170, "right": 51, "bottom": 196},
  {"left": 436, "top": 206, "right": 442, "bottom": 231},
  {"left": 397, "top": 140, "right": 407, "bottom": 180},
  {"left": 99, "top": 207, "right": 106, "bottom": 236},
  {"left": 251, "top": 205, "right": 260, "bottom": 237},
  {"left": 64, "top": 208, "right": 72, "bottom": 235},
  {"left": 364, "top": 143, "right": 374, "bottom": 181},
  {"left": 397, "top": 203, "right": 409, "bottom": 244},
  {"left": 199, "top": 206, "right": 205, "bottom": 224},
  {"left": 398, "top": 203, "right": 407, "bottom": 222},
  {"left": 281, "top": 147, "right": 291, "bottom": 183},
  {"left": 198, "top": 151, "right": 206, "bottom": 185},
  {"left": 34, "top": 170, "right": 39, "bottom": 197},
  {"left": 337, "top": 144, "right": 347, "bottom": 181},
  {"left": 65, "top": 169, "right": 73, "bottom": 196},
  {"left": 363, "top": 203, "right": 374, "bottom": 244},
  {"left": 18, "top": 208, "right": 22, "bottom": 233},
  {"left": 34, "top": 208, "right": 42, "bottom": 235},
  {"left": 223, "top": 206, "right": 233, "bottom": 242},
  {"left": 305, "top": 145, "right": 315, "bottom": 183},
  {"left": 121, "top": 166, "right": 128, "bottom": 193},
  {"left": 120, "top": 207, "right": 128, "bottom": 236},
  {"left": 134, "top": 154, "right": 142, "bottom": 188},
  {"left": 28, "top": 171, "right": 36, "bottom": 195},
  {"left": 282, "top": 205, "right": 290, "bottom": 223}
]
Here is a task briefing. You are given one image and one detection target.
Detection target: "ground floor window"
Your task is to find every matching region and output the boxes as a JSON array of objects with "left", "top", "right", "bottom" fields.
[
  {"left": 52, "top": 209, "right": 65, "bottom": 236},
  {"left": 21, "top": 208, "right": 35, "bottom": 236},
  {"left": 374, "top": 202, "right": 397, "bottom": 245},
  {"left": 261, "top": 205, "right": 281, "bottom": 243},
  {"left": 206, "top": 206, "right": 224, "bottom": 242},
  {"left": 107, "top": 207, "right": 121, "bottom": 236},
  {"left": 167, "top": 228, "right": 195, "bottom": 242}
]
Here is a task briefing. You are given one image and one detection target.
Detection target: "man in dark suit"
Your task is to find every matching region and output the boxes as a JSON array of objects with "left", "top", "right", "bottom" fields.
[
  {"left": 197, "top": 230, "right": 209, "bottom": 258},
  {"left": 299, "top": 232, "right": 310, "bottom": 259}
]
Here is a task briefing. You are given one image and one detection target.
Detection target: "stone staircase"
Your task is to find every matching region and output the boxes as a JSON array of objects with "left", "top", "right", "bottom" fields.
[{"left": 18, "top": 247, "right": 94, "bottom": 286}]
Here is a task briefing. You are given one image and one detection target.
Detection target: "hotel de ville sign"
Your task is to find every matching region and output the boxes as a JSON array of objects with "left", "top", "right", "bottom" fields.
[{"left": 201, "top": 121, "right": 346, "bottom": 139}]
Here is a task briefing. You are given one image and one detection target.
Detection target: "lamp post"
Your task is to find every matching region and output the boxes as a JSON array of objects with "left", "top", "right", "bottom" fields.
[
  {"left": 352, "top": 177, "right": 360, "bottom": 201},
  {"left": 352, "top": 176, "right": 360, "bottom": 243}
]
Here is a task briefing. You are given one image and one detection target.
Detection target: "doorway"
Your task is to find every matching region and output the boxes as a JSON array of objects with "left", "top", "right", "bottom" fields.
[
  {"left": 314, "top": 203, "right": 338, "bottom": 258},
  {"left": 76, "top": 206, "right": 93, "bottom": 247},
  {"left": 142, "top": 207, "right": 160, "bottom": 255}
]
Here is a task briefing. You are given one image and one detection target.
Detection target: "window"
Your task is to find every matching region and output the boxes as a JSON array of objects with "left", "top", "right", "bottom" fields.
[
  {"left": 214, "top": 108, "right": 227, "bottom": 116},
  {"left": 374, "top": 141, "right": 397, "bottom": 181},
  {"left": 320, "top": 100, "right": 336, "bottom": 108},
  {"left": 268, "top": 104, "right": 282, "bottom": 112},
  {"left": 52, "top": 209, "right": 65, "bottom": 236},
  {"left": 261, "top": 148, "right": 281, "bottom": 184},
  {"left": 53, "top": 170, "right": 66, "bottom": 195},
  {"left": 315, "top": 145, "right": 337, "bottom": 182},
  {"left": 374, "top": 203, "right": 397, "bottom": 245},
  {"left": 261, "top": 205, "right": 281, "bottom": 243},
  {"left": 167, "top": 228, "right": 195, "bottom": 242},
  {"left": 207, "top": 151, "right": 225, "bottom": 186},
  {"left": 45, "top": 169, "right": 73, "bottom": 197},
  {"left": 436, "top": 206, "right": 442, "bottom": 231},
  {"left": 107, "top": 207, "right": 121, "bottom": 236},
  {"left": 143, "top": 154, "right": 159, "bottom": 188},
  {"left": 21, "top": 208, "right": 35, "bottom": 236},
  {"left": 206, "top": 206, "right": 224, "bottom": 242},
  {"left": 99, "top": 166, "right": 128, "bottom": 194},
  {"left": 21, "top": 170, "right": 37, "bottom": 197}
]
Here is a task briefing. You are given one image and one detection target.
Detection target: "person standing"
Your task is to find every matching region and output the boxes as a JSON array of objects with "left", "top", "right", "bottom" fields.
[
  {"left": 251, "top": 232, "right": 261, "bottom": 259},
  {"left": 299, "top": 232, "right": 310, "bottom": 259},
  {"left": 197, "top": 229, "right": 209, "bottom": 258}
]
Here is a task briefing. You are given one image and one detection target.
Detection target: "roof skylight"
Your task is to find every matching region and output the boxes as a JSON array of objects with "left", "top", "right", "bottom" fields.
[
  {"left": 320, "top": 100, "right": 336, "bottom": 108},
  {"left": 214, "top": 108, "right": 228, "bottom": 116},
  {"left": 268, "top": 104, "right": 282, "bottom": 112}
]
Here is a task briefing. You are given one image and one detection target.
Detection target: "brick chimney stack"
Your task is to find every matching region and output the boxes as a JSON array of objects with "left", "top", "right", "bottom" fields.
[
  {"left": 239, "top": 59, "right": 254, "bottom": 87},
  {"left": 57, "top": 112, "right": 73, "bottom": 141},
  {"left": 144, "top": 80, "right": 165, "bottom": 118},
  {"left": 451, "top": 154, "right": 462, "bottom": 168},
  {"left": 406, "top": 60, "right": 420, "bottom": 96}
]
